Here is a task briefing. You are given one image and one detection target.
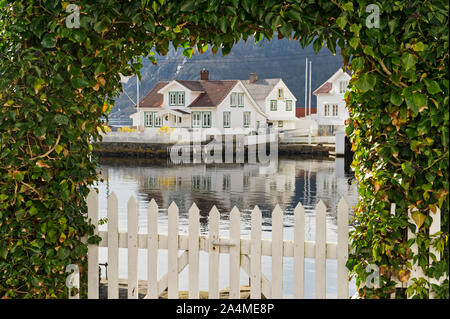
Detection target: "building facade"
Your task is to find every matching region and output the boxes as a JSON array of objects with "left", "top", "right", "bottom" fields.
[
  {"left": 130, "top": 70, "right": 297, "bottom": 134},
  {"left": 313, "top": 68, "right": 351, "bottom": 135}
]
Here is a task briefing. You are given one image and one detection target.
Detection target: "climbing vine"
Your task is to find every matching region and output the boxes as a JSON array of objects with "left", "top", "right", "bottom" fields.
[{"left": 0, "top": 0, "right": 448, "bottom": 298}]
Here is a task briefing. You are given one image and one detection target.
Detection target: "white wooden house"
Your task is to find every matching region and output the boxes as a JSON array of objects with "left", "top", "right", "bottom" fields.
[
  {"left": 130, "top": 70, "right": 297, "bottom": 134},
  {"left": 313, "top": 68, "right": 351, "bottom": 135}
]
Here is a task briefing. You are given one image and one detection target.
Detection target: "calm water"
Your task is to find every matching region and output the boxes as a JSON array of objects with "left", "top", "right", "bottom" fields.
[{"left": 96, "top": 156, "right": 358, "bottom": 298}]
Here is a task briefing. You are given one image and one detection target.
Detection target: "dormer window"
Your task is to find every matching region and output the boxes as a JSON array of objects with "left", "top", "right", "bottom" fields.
[
  {"left": 339, "top": 81, "right": 348, "bottom": 94},
  {"left": 169, "top": 91, "right": 185, "bottom": 106},
  {"left": 277, "top": 88, "right": 284, "bottom": 99}
]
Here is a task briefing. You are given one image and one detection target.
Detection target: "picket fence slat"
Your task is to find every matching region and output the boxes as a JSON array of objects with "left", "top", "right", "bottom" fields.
[
  {"left": 429, "top": 207, "right": 441, "bottom": 298},
  {"left": 127, "top": 197, "right": 138, "bottom": 299},
  {"left": 293, "top": 202, "right": 305, "bottom": 299},
  {"left": 208, "top": 206, "right": 220, "bottom": 299},
  {"left": 250, "top": 206, "right": 262, "bottom": 299},
  {"left": 168, "top": 202, "right": 179, "bottom": 299},
  {"left": 229, "top": 206, "right": 241, "bottom": 299},
  {"left": 87, "top": 189, "right": 99, "bottom": 299},
  {"left": 147, "top": 199, "right": 158, "bottom": 299},
  {"left": 315, "top": 200, "right": 327, "bottom": 299},
  {"left": 337, "top": 198, "right": 349, "bottom": 299},
  {"left": 271, "top": 205, "right": 284, "bottom": 299},
  {"left": 107, "top": 193, "right": 119, "bottom": 299},
  {"left": 188, "top": 203, "right": 200, "bottom": 299}
]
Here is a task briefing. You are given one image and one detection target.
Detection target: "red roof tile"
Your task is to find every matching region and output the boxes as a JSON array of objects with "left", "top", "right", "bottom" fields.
[
  {"left": 313, "top": 82, "right": 332, "bottom": 95},
  {"left": 138, "top": 81, "right": 169, "bottom": 108}
]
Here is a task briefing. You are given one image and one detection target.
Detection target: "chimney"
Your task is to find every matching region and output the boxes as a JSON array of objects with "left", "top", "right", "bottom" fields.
[
  {"left": 200, "top": 68, "right": 209, "bottom": 81},
  {"left": 249, "top": 72, "right": 258, "bottom": 83}
]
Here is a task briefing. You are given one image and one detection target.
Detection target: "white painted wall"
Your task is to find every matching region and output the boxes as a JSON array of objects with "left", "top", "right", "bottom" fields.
[
  {"left": 264, "top": 80, "right": 297, "bottom": 130},
  {"left": 316, "top": 72, "right": 350, "bottom": 128}
]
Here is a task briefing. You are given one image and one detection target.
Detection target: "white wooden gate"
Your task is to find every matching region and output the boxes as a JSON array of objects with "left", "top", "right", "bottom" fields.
[
  {"left": 84, "top": 189, "right": 350, "bottom": 299},
  {"left": 82, "top": 190, "right": 442, "bottom": 299}
]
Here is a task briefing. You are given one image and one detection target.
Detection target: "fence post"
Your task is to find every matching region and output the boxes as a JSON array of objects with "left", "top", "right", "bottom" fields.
[
  {"left": 337, "top": 197, "right": 349, "bottom": 299},
  {"left": 188, "top": 203, "right": 200, "bottom": 299},
  {"left": 250, "top": 206, "right": 262, "bottom": 299},
  {"left": 127, "top": 196, "right": 139, "bottom": 299},
  {"left": 107, "top": 193, "right": 119, "bottom": 299},
  {"left": 315, "top": 200, "right": 327, "bottom": 299},
  {"left": 167, "top": 202, "right": 179, "bottom": 299},
  {"left": 87, "top": 189, "right": 99, "bottom": 299},
  {"left": 208, "top": 206, "right": 220, "bottom": 299},
  {"left": 293, "top": 202, "right": 305, "bottom": 299},
  {"left": 272, "top": 205, "right": 284, "bottom": 299},
  {"left": 229, "top": 206, "right": 241, "bottom": 299},
  {"left": 147, "top": 199, "right": 159, "bottom": 299},
  {"left": 429, "top": 207, "right": 441, "bottom": 299}
]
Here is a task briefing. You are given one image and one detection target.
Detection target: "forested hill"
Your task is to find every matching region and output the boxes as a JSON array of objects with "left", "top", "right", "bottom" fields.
[{"left": 111, "top": 37, "right": 343, "bottom": 120}]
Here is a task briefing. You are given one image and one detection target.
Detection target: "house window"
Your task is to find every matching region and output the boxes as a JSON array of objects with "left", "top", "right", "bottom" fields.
[
  {"left": 256, "top": 121, "right": 260, "bottom": 129},
  {"left": 278, "top": 121, "right": 283, "bottom": 128},
  {"left": 192, "top": 112, "right": 201, "bottom": 127},
  {"left": 144, "top": 112, "right": 154, "bottom": 127},
  {"left": 169, "top": 91, "right": 185, "bottom": 106},
  {"left": 202, "top": 112, "right": 211, "bottom": 127},
  {"left": 339, "top": 81, "right": 348, "bottom": 94},
  {"left": 223, "top": 111, "right": 230, "bottom": 128},
  {"left": 270, "top": 100, "right": 277, "bottom": 111},
  {"left": 332, "top": 104, "right": 338, "bottom": 116},
  {"left": 324, "top": 104, "right": 330, "bottom": 117},
  {"left": 223, "top": 175, "right": 230, "bottom": 191},
  {"left": 154, "top": 114, "right": 162, "bottom": 127},
  {"left": 238, "top": 93, "right": 244, "bottom": 107},
  {"left": 230, "top": 92, "right": 244, "bottom": 107},
  {"left": 243, "top": 112, "right": 251, "bottom": 127},
  {"left": 286, "top": 100, "right": 292, "bottom": 111},
  {"left": 277, "top": 88, "right": 284, "bottom": 99}
]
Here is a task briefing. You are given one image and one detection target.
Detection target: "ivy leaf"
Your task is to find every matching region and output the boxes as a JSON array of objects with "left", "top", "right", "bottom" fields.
[
  {"left": 390, "top": 92, "right": 403, "bottom": 106},
  {"left": 401, "top": 53, "right": 417, "bottom": 71},
  {"left": 355, "top": 73, "right": 376, "bottom": 92},
  {"left": 424, "top": 79, "right": 442, "bottom": 95},
  {"left": 180, "top": 0, "right": 195, "bottom": 12},
  {"left": 336, "top": 16, "right": 347, "bottom": 29},
  {"left": 411, "top": 211, "right": 426, "bottom": 229},
  {"left": 342, "top": 2, "right": 354, "bottom": 11},
  {"left": 41, "top": 33, "right": 56, "bottom": 48}
]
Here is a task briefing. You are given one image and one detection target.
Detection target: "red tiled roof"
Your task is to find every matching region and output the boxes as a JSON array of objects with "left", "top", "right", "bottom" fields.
[
  {"left": 313, "top": 82, "right": 332, "bottom": 95},
  {"left": 138, "top": 81, "right": 169, "bottom": 108},
  {"left": 137, "top": 80, "right": 238, "bottom": 108},
  {"left": 188, "top": 81, "right": 237, "bottom": 107}
]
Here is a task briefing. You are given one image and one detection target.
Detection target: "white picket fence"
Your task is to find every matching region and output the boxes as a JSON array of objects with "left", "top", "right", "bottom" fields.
[
  {"left": 74, "top": 190, "right": 442, "bottom": 299},
  {"left": 81, "top": 190, "right": 350, "bottom": 299}
]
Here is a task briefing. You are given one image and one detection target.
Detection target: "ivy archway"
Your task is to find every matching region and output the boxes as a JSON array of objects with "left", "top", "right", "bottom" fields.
[{"left": 0, "top": 0, "right": 448, "bottom": 299}]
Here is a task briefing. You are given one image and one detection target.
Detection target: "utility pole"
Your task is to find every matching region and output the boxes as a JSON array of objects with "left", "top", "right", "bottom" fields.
[
  {"left": 304, "top": 58, "right": 308, "bottom": 117},
  {"left": 308, "top": 60, "right": 312, "bottom": 145}
]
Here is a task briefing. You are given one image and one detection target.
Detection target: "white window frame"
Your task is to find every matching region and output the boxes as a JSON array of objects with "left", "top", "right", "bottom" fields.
[
  {"left": 339, "top": 81, "right": 348, "bottom": 94},
  {"left": 192, "top": 111, "right": 202, "bottom": 127},
  {"left": 243, "top": 111, "right": 251, "bottom": 127},
  {"left": 286, "top": 100, "right": 292, "bottom": 111},
  {"left": 230, "top": 93, "right": 237, "bottom": 107},
  {"left": 202, "top": 112, "right": 211, "bottom": 128},
  {"left": 270, "top": 100, "right": 277, "bottom": 111},
  {"left": 238, "top": 93, "right": 244, "bottom": 107},
  {"left": 144, "top": 112, "right": 154, "bottom": 127},
  {"left": 169, "top": 91, "right": 185, "bottom": 106},
  {"left": 223, "top": 111, "right": 230, "bottom": 128},
  {"left": 324, "top": 104, "right": 330, "bottom": 117},
  {"left": 154, "top": 114, "right": 162, "bottom": 127},
  {"left": 277, "top": 88, "right": 284, "bottom": 99},
  {"left": 332, "top": 104, "right": 338, "bottom": 117}
]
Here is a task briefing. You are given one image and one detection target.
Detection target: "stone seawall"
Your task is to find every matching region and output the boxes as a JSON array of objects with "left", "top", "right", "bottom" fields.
[{"left": 95, "top": 142, "right": 334, "bottom": 158}]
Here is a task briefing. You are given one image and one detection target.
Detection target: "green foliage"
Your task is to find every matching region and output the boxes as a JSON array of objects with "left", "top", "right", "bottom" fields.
[{"left": 0, "top": 0, "right": 448, "bottom": 298}]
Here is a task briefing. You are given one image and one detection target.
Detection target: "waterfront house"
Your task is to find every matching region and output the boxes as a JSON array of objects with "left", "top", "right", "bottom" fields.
[
  {"left": 130, "top": 69, "right": 298, "bottom": 134},
  {"left": 313, "top": 68, "right": 351, "bottom": 135}
]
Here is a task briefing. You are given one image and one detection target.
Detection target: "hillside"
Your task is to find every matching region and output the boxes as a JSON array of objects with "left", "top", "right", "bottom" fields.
[{"left": 110, "top": 37, "right": 343, "bottom": 122}]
